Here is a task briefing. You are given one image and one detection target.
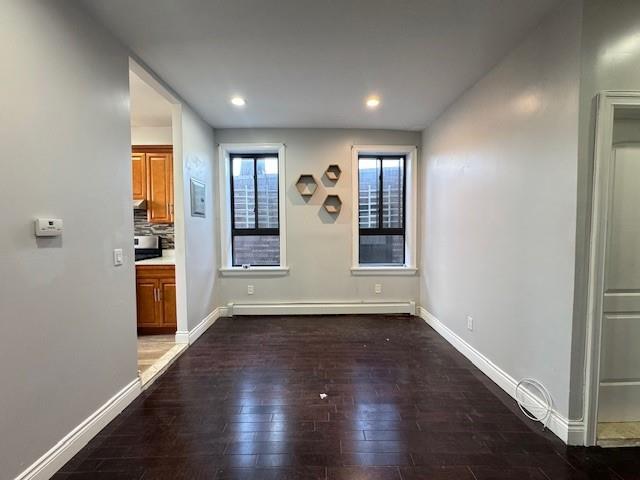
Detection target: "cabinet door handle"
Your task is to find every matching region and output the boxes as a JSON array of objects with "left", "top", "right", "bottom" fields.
[{"left": 154, "top": 288, "right": 158, "bottom": 302}]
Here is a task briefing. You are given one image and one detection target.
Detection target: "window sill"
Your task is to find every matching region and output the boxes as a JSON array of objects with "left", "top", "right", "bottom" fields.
[
  {"left": 350, "top": 266, "right": 418, "bottom": 276},
  {"left": 219, "top": 266, "right": 290, "bottom": 277}
]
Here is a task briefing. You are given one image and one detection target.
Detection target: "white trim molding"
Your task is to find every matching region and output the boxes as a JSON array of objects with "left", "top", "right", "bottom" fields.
[
  {"left": 230, "top": 301, "right": 416, "bottom": 316},
  {"left": 175, "top": 306, "right": 229, "bottom": 345},
  {"left": 15, "top": 379, "right": 141, "bottom": 480},
  {"left": 351, "top": 145, "right": 418, "bottom": 273},
  {"left": 351, "top": 266, "right": 417, "bottom": 276},
  {"left": 218, "top": 143, "right": 288, "bottom": 271},
  {"left": 418, "top": 307, "right": 584, "bottom": 445},
  {"left": 219, "top": 266, "right": 290, "bottom": 277},
  {"left": 19, "top": 301, "right": 230, "bottom": 480}
]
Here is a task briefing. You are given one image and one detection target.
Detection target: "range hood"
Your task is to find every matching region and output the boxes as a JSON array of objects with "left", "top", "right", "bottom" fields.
[{"left": 133, "top": 198, "right": 147, "bottom": 210}]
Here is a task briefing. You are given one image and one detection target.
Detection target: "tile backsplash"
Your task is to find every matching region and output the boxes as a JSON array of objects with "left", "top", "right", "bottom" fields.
[{"left": 134, "top": 209, "right": 175, "bottom": 249}]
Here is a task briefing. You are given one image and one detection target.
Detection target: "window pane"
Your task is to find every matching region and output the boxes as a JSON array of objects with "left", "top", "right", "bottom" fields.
[
  {"left": 359, "top": 235, "right": 404, "bottom": 264},
  {"left": 232, "top": 157, "right": 255, "bottom": 229},
  {"left": 359, "top": 158, "right": 379, "bottom": 229},
  {"left": 233, "top": 235, "right": 280, "bottom": 266},
  {"left": 382, "top": 158, "right": 404, "bottom": 228},
  {"left": 257, "top": 157, "right": 279, "bottom": 229}
]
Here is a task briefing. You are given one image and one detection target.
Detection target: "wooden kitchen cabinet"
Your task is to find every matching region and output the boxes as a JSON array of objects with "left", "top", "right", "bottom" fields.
[
  {"left": 160, "top": 277, "right": 177, "bottom": 327},
  {"left": 131, "top": 152, "right": 147, "bottom": 200},
  {"left": 135, "top": 265, "right": 176, "bottom": 334},
  {"left": 135, "top": 277, "right": 161, "bottom": 329},
  {"left": 132, "top": 146, "right": 174, "bottom": 224},
  {"left": 147, "top": 152, "right": 173, "bottom": 223}
]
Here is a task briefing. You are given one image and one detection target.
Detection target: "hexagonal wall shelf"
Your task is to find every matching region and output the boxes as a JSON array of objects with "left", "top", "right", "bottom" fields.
[
  {"left": 323, "top": 194, "right": 342, "bottom": 214},
  {"left": 325, "top": 164, "right": 342, "bottom": 182},
  {"left": 295, "top": 174, "right": 318, "bottom": 197}
]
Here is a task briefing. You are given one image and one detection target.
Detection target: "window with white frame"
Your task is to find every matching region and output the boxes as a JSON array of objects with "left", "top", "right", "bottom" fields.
[
  {"left": 352, "top": 146, "right": 417, "bottom": 273},
  {"left": 219, "top": 144, "right": 287, "bottom": 273}
]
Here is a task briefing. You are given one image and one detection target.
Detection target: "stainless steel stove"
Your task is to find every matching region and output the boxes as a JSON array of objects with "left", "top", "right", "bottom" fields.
[{"left": 134, "top": 235, "right": 162, "bottom": 261}]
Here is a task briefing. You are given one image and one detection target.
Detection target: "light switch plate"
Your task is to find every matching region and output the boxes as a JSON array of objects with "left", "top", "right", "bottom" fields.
[
  {"left": 247, "top": 285, "right": 254, "bottom": 295},
  {"left": 374, "top": 284, "right": 382, "bottom": 294},
  {"left": 113, "top": 248, "right": 124, "bottom": 266}
]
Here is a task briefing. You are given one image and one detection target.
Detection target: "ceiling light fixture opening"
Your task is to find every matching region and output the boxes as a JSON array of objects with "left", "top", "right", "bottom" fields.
[
  {"left": 231, "top": 96, "right": 246, "bottom": 107},
  {"left": 366, "top": 96, "right": 381, "bottom": 109}
]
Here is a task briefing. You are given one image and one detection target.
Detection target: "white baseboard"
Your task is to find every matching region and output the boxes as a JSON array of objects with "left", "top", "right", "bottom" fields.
[
  {"left": 15, "top": 378, "right": 141, "bottom": 480},
  {"left": 175, "top": 306, "right": 227, "bottom": 346},
  {"left": 17, "top": 305, "right": 230, "bottom": 480},
  {"left": 174, "top": 330, "right": 190, "bottom": 344},
  {"left": 418, "top": 307, "right": 584, "bottom": 445},
  {"left": 229, "top": 301, "right": 416, "bottom": 316}
]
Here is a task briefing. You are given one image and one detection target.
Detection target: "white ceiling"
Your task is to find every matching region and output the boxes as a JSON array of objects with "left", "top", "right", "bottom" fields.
[
  {"left": 129, "top": 71, "right": 172, "bottom": 127},
  {"left": 83, "top": 0, "right": 561, "bottom": 130}
]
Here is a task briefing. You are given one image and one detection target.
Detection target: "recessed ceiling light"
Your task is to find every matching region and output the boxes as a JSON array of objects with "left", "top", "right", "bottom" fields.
[
  {"left": 231, "top": 96, "right": 246, "bottom": 107},
  {"left": 366, "top": 96, "right": 381, "bottom": 109}
]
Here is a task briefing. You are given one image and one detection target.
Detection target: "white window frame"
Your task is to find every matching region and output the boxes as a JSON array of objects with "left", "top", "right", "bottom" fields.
[
  {"left": 218, "top": 143, "right": 288, "bottom": 276},
  {"left": 351, "top": 145, "right": 418, "bottom": 276}
]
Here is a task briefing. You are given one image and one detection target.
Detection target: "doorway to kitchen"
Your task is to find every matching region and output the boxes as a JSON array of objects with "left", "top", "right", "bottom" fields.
[{"left": 129, "top": 61, "right": 187, "bottom": 387}]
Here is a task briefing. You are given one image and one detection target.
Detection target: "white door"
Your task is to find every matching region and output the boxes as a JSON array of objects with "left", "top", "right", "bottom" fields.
[{"left": 598, "top": 144, "right": 640, "bottom": 422}]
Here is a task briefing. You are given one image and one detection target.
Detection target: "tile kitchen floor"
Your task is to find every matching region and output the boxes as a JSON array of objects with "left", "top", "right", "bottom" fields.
[{"left": 137, "top": 334, "right": 176, "bottom": 374}]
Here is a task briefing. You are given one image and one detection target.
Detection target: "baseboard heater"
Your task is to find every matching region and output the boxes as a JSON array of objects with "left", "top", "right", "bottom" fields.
[{"left": 228, "top": 301, "right": 416, "bottom": 316}]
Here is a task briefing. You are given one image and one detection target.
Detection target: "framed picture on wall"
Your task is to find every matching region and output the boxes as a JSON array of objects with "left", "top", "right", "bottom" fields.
[{"left": 190, "top": 178, "right": 206, "bottom": 218}]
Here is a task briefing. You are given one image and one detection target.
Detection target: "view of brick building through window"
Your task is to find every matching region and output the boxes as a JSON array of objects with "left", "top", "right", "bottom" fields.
[
  {"left": 231, "top": 156, "right": 280, "bottom": 266},
  {"left": 358, "top": 157, "right": 405, "bottom": 264},
  {"left": 229, "top": 155, "right": 404, "bottom": 266}
]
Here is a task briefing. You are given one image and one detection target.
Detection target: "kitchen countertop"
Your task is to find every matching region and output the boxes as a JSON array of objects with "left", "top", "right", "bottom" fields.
[{"left": 135, "top": 249, "right": 176, "bottom": 266}]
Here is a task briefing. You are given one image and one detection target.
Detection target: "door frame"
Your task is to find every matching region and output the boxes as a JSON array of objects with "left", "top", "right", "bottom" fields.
[
  {"left": 583, "top": 91, "right": 640, "bottom": 445},
  {"left": 129, "top": 58, "right": 189, "bottom": 344}
]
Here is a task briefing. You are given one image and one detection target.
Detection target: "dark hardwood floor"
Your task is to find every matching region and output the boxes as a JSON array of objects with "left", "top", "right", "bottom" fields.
[{"left": 54, "top": 315, "right": 640, "bottom": 479}]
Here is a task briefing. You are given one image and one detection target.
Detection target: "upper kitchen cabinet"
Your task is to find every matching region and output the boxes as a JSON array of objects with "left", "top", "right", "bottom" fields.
[
  {"left": 132, "top": 146, "right": 174, "bottom": 224},
  {"left": 147, "top": 152, "right": 173, "bottom": 223},
  {"left": 131, "top": 152, "right": 146, "bottom": 200}
]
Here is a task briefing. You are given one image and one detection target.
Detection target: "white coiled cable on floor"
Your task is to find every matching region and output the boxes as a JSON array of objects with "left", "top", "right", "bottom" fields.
[{"left": 515, "top": 378, "right": 553, "bottom": 429}]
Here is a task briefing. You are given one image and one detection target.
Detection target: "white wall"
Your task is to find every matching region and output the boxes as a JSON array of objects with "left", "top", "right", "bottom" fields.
[
  {"left": 420, "top": 0, "right": 582, "bottom": 419},
  {"left": 176, "top": 107, "right": 219, "bottom": 329},
  {"left": 214, "top": 129, "right": 421, "bottom": 307},
  {"left": 0, "top": 1, "right": 138, "bottom": 478},
  {"left": 131, "top": 125, "right": 173, "bottom": 145},
  {"left": 569, "top": 0, "right": 640, "bottom": 420}
]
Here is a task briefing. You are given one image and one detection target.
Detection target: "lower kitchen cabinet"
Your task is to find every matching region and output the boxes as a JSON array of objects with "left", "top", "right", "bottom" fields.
[
  {"left": 135, "top": 265, "right": 176, "bottom": 334},
  {"left": 159, "top": 277, "right": 177, "bottom": 327}
]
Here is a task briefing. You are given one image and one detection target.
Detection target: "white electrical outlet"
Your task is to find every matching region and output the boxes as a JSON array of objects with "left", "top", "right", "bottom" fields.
[
  {"left": 113, "top": 248, "right": 124, "bottom": 266},
  {"left": 247, "top": 285, "right": 254, "bottom": 295},
  {"left": 374, "top": 284, "right": 382, "bottom": 294},
  {"left": 467, "top": 315, "right": 473, "bottom": 331}
]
